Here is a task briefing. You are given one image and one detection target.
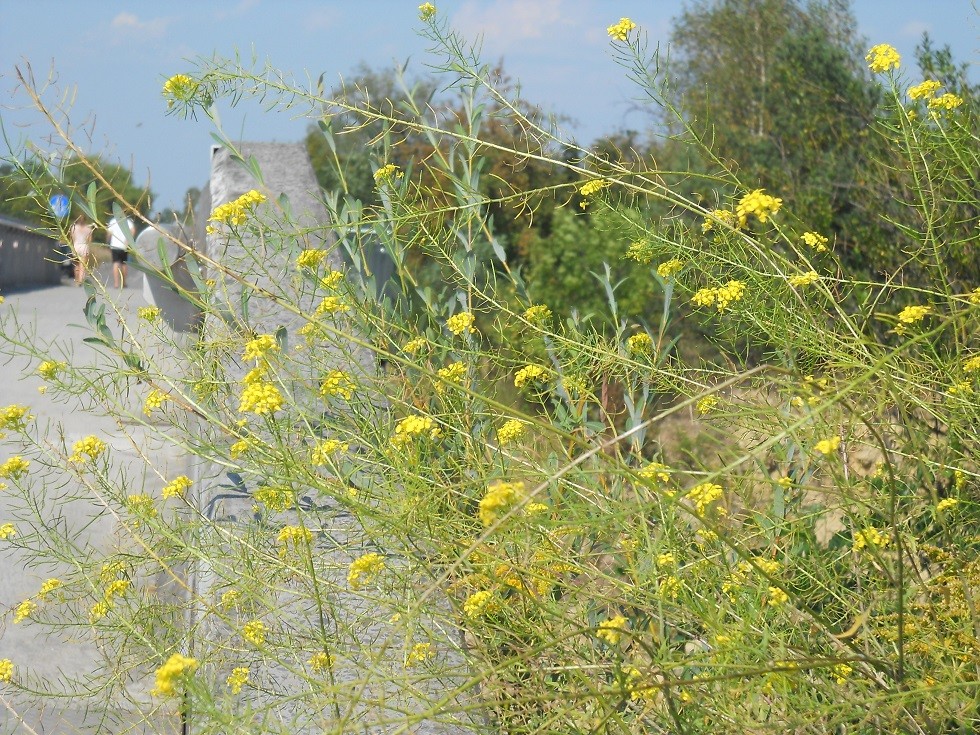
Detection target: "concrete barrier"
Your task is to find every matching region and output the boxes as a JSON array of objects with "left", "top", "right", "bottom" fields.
[{"left": 0, "top": 215, "right": 66, "bottom": 289}]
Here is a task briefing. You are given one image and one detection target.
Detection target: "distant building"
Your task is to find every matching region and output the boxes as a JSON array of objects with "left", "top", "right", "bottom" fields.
[{"left": 0, "top": 214, "right": 70, "bottom": 288}]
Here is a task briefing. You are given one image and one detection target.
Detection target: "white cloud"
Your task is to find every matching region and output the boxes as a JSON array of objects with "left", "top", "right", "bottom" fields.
[
  {"left": 214, "top": 0, "right": 261, "bottom": 22},
  {"left": 108, "top": 12, "right": 173, "bottom": 41},
  {"left": 452, "top": 0, "right": 582, "bottom": 51}
]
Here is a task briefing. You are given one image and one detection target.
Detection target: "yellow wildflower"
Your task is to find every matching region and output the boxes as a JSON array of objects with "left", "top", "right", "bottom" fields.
[
  {"left": 320, "top": 370, "right": 355, "bottom": 400},
  {"left": 162, "top": 74, "right": 197, "bottom": 107},
  {"left": 736, "top": 189, "right": 782, "bottom": 226},
  {"left": 38, "top": 578, "right": 61, "bottom": 600},
  {"left": 226, "top": 667, "right": 249, "bottom": 694},
  {"left": 596, "top": 615, "right": 628, "bottom": 646},
  {"left": 962, "top": 355, "right": 980, "bottom": 374},
  {"left": 967, "top": 287, "right": 980, "bottom": 305},
  {"left": 853, "top": 526, "right": 890, "bottom": 551},
  {"left": 242, "top": 334, "right": 279, "bottom": 361},
  {"left": 0, "top": 659, "right": 12, "bottom": 683},
  {"left": 607, "top": 17, "right": 636, "bottom": 41},
  {"left": 626, "top": 333, "right": 653, "bottom": 354},
  {"left": 696, "top": 395, "right": 718, "bottom": 415},
  {"left": 637, "top": 462, "right": 670, "bottom": 484},
  {"left": 391, "top": 414, "right": 441, "bottom": 447},
  {"left": 406, "top": 642, "right": 432, "bottom": 667},
  {"left": 657, "top": 258, "right": 684, "bottom": 279},
  {"left": 254, "top": 486, "right": 293, "bottom": 512},
  {"left": 908, "top": 80, "right": 942, "bottom": 100},
  {"left": 896, "top": 304, "right": 931, "bottom": 326},
  {"left": 403, "top": 337, "right": 428, "bottom": 354},
  {"left": 37, "top": 360, "right": 66, "bottom": 380},
  {"left": 446, "top": 311, "right": 476, "bottom": 336},
  {"left": 238, "top": 381, "right": 284, "bottom": 414},
  {"left": 479, "top": 481, "right": 525, "bottom": 526},
  {"left": 137, "top": 306, "right": 162, "bottom": 322},
  {"left": 348, "top": 552, "right": 385, "bottom": 589},
  {"left": 241, "top": 620, "right": 267, "bottom": 646},
  {"left": 436, "top": 361, "right": 467, "bottom": 392},
  {"left": 311, "top": 439, "right": 347, "bottom": 463},
  {"left": 314, "top": 296, "right": 348, "bottom": 315},
  {"left": 207, "top": 190, "right": 266, "bottom": 233},
  {"left": 463, "top": 590, "right": 496, "bottom": 618},
  {"left": 308, "top": 652, "right": 334, "bottom": 672},
  {"left": 13, "top": 599, "right": 36, "bottom": 623},
  {"left": 788, "top": 271, "right": 820, "bottom": 288},
  {"left": 296, "top": 249, "right": 328, "bottom": 269},
  {"left": 126, "top": 494, "right": 157, "bottom": 522},
  {"left": 0, "top": 456, "right": 29, "bottom": 480},
  {"left": 418, "top": 2, "right": 436, "bottom": 20},
  {"left": 767, "top": 586, "right": 790, "bottom": 607},
  {"left": 625, "top": 239, "right": 654, "bottom": 263},
  {"left": 277, "top": 525, "right": 313, "bottom": 551},
  {"left": 866, "top": 44, "right": 900, "bottom": 73},
  {"left": 686, "top": 482, "right": 724, "bottom": 516},
  {"left": 514, "top": 364, "right": 550, "bottom": 389},
  {"left": 496, "top": 419, "right": 526, "bottom": 445},
  {"left": 89, "top": 600, "right": 110, "bottom": 623},
  {"left": 70, "top": 436, "right": 107, "bottom": 463},
  {"left": 936, "top": 498, "right": 959, "bottom": 513},
  {"left": 151, "top": 653, "right": 198, "bottom": 696},
  {"left": 659, "top": 575, "right": 681, "bottom": 600},
  {"left": 701, "top": 209, "right": 739, "bottom": 233},
  {"left": 832, "top": 663, "right": 852, "bottom": 684},
  {"left": 657, "top": 552, "right": 675, "bottom": 567},
  {"left": 523, "top": 304, "right": 552, "bottom": 325},
  {"left": 162, "top": 475, "right": 192, "bottom": 499},
  {"left": 143, "top": 389, "right": 169, "bottom": 416},
  {"left": 579, "top": 178, "right": 611, "bottom": 197},
  {"left": 813, "top": 436, "right": 841, "bottom": 455},
  {"left": 373, "top": 164, "right": 402, "bottom": 185},
  {"left": 802, "top": 231, "right": 830, "bottom": 252},
  {"left": 928, "top": 93, "right": 963, "bottom": 110},
  {"left": 0, "top": 523, "right": 15, "bottom": 540},
  {"left": 0, "top": 404, "right": 32, "bottom": 433},
  {"left": 104, "top": 579, "right": 130, "bottom": 601},
  {"left": 320, "top": 270, "right": 344, "bottom": 289}
]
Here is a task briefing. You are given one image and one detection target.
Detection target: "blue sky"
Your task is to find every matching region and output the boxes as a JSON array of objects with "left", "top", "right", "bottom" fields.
[{"left": 1, "top": 1, "right": 977, "bottom": 212}]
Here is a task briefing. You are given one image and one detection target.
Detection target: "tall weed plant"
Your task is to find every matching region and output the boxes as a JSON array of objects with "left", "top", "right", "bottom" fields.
[{"left": 1, "top": 8, "right": 978, "bottom": 734}]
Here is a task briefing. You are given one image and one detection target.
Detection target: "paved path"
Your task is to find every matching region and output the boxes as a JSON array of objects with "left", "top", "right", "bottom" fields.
[{"left": 0, "top": 267, "right": 184, "bottom": 734}]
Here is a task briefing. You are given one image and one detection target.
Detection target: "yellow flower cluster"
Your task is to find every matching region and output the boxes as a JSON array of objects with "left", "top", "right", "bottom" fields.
[
  {"left": 514, "top": 364, "right": 550, "bottom": 389},
  {"left": 0, "top": 523, "right": 16, "bottom": 540},
  {"left": 937, "top": 498, "right": 959, "bottom": 513},
  {"left": 701, "top": 209, "right": 739, "bottom": 233},
  {"left": 296, "top": 248, "right": 327, "bottom": 268},
  {"left": 373, "top": 164, "right": 402, "bottom": 184},
  {"left": 696, "top": 395, "right": 718, "bottom": 414},
  {"left": 736, "top": 189, "right": 782, "bottom": 226},
  {"left": 242, "top": 334, "right": 279, "bottom": 361},
  {"left": 479, "top": 480, "right": 525, "bottom": 526},
  {"left": 692, "top": 280, "right": 747, "bottom": 313},
  {"left": 320, "top": 270, "right": 344, "bottom": 289},
  {"left": 391, "top": 414, "right": 441, "bottom": 447},
  {"left": 625, "top": 239, "right": 655, "bottom": 263},
  {"left": 0, "top": 456, "right": 30, "bottom": 480},
  {"left": 0, "top": 659, "right": 12, "bottom": 683},
  {"left": 895, "top": 304, "right": 931, "bottom": 334},
  {"left": 853, "top": 526, "right": 890, "bottom": 551},
  {"left": 143, "top": 389, "right": 169, "bottom": 416},
  {"left": 254, "top": 486, "right": 294, "bottom": 512},
  {"left": 311, "top": 439, "right": 347, "bottom": 464},
  {"left": 523, "top": 304, "right": 552, "bottom": 325},
  {"left": 38, "top": 578, "right": 61, "bottom": 600},
  {"left": 207, "top": 190, "right": 266, "bottom": 233},
  {"left": 767, "top": 586, "right": 790, "bottom": 607},
  {"left": 320, "top": 370, "right": 355, "bottom": 400},
  {"left": 151, "top": 653, "right": 198, "bottom": 696},
  {"left": 908, "top": 80, "right": 942, "bottom": 100},
  {"left": 496, "top": 419, "right": 526, "bottom": 445},
  {"left": 657, "top": 258, "right": 684, "bottom": 279},
  {"left": 418, "top": 2, "right": 436, "bottom": 20},
  {"left": 963, "top": 355, "right": 980, "bottom": 374},
  {"left": 436, "top": 361, "right": 467, "bottom": 393},
  {"left": 463, "top": 589, "right": 496, "bottom": 618},
  {"left": 14, "top": 599, "right": 36, "bottom": 623},
  {"left": 659, "top": 575, "right": 681, "bottom": 600},
  {"left": 596, "top": 615, "right": 628, "bottom": 646},
  {"left": 928, "top": 93, "right": 964, "bottom": 111},
  {"left": 866, "top": 44, "right": 901, "bottom": 73},
  {"left": 277, "top": 525, "right": 313, "bottom": 548},
  {"left": 403, "top": 337, "right": 428, "bottom": 354},
  {"left": 238, "top": 381, "right": 284, "bottom": 414},
  {"left": 626, "top": 333, "right": 653, "bottom": 354},
  {"left": 37, "top": 360, "right": 66, "bottom": 380},
  {"left": 162, "top": 475, "right": 192, "bottom": 499},
  {"left": 813, "top": 436, "right": 841, "bottom": 455},
  {"left": 406, "top": 642, "right": 432, "bottom": 667},
  {"left": 579, "top": 178, "right": 611, "bottom": 197},
  {"left": 686, "top": 482, "right": 724, "bottom": 516},
  {"left": 969, "top": 287, "right": 980, "bottom": 305},
  {"left": 637, "top": 462, "right": 670, "bottom": 485},
  {"left": 126, "top": 494, "right": 157, "bottom": 522},
  {"left": 70, "top": 436, "right": 107, "bottom": 463},
  {"left": 833, "top": 663, "right": 853, "bottom": 684},
  {"left": 446, "top": 311, "right": 476, "bottom": 336},
  {"left": 348, "top": 552, "right": 385, "bottom": 588},
  {"left": 314, "top": 296, "right": 348, "bottom": 315},
  {"left": 137, "top": 306, "right": 162, "bottom": 322},
  {"left": 242, "top": 620, "right": 267, "bottom": 646},
  {"left": 802, "top": 231, "right": 829, "bottom": 252},
  {"left": 606, "top": 17, "right": 636, "bottom": 41},
  {"left": 0, "top": 405, "right": 32, "bottom": 433},
  {"left": 788, "top": 271, "right": 820, "bottom": 288},
  {"left": 162, "top": 74, "right": 197, "bottom": 106},
  {"left": 308, "top": 652, "right": 333, "bottom": 672},
  {"left": 226, "top": 667, "right": 249, "bottom": 694}
]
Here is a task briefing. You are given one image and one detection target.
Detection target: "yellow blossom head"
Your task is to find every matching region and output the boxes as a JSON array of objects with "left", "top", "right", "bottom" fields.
[{"left": 866, "top": 44, "right": 900, "bottom": 73}]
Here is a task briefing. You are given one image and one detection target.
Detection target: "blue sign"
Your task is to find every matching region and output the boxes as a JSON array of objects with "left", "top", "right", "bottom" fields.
[{"left": 49, "top": 193, "right": 70, "bottom": 219}]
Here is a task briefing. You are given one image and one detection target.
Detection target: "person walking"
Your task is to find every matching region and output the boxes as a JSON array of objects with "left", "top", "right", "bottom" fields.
[
  {"left": 106, "top": 212, "right": 135, "bottom": 289},
  {"left": 69, "top": 214, "right": 95, "bottom": 285}
]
